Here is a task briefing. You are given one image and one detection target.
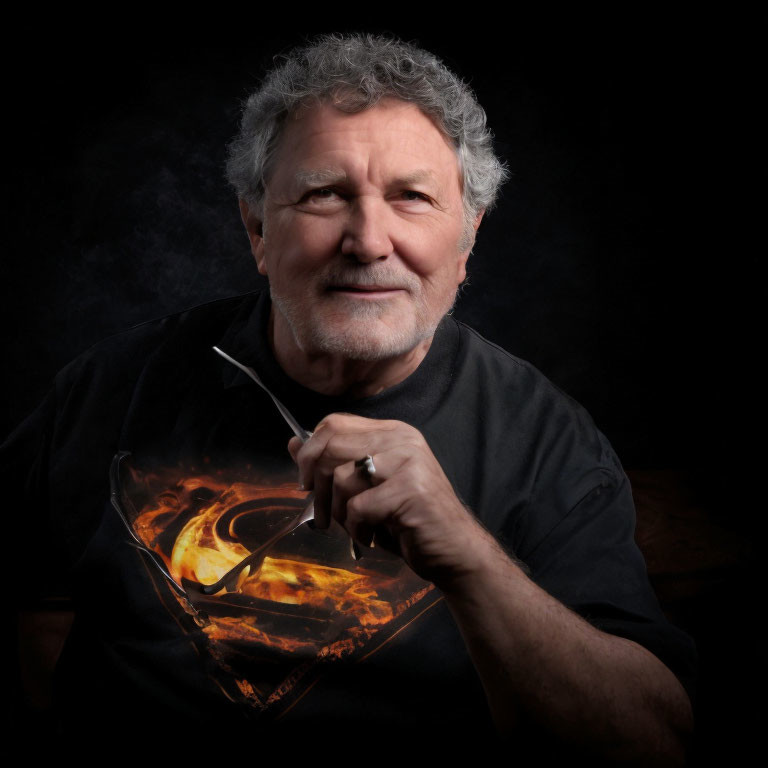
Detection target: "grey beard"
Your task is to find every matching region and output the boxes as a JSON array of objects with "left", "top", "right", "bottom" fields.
[{"left": 270, "top": 284, "right": 458, "bottom": 362}]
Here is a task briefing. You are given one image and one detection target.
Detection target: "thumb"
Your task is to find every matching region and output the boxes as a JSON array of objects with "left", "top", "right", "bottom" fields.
[{"left": 287, "top": 436, "right": 302, "bottom": 464}]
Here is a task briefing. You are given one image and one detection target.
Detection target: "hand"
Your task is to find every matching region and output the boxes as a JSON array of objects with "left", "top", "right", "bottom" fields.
[{"left": 288, "top": 413, "right": 493, "bottom": 588}]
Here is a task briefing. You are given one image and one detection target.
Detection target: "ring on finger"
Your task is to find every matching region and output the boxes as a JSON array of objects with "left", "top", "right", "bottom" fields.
[{"left": 354, "top": 454, "right": 376, "bottom": 479}]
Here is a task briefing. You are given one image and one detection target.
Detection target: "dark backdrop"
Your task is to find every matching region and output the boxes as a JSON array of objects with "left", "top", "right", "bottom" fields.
[
  {"left": 4, "top": 16, "right": 760, "bottom": 764},
  {"left": 4, "top": 23, "right": 761, "bottom": 479}
]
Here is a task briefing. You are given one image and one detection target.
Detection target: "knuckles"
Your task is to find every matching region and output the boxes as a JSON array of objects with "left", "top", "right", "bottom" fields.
[
  {"left": 314, "top": 412, "right": 358, "bottom": 433},
  {"left": 332, "top": 464, "right": 348, "bottom": 484},
  {"left": 325, "top": 433, "right": 354, "bottom": 461},
  {"left": 297, "top": 414, "right": 440, "bottom": 505},
  {"left": 345, "top": 494, "right": 361, "bottom": 516},
  {"left": 314, "top": 413, "right": 411, "bottom": 439}
]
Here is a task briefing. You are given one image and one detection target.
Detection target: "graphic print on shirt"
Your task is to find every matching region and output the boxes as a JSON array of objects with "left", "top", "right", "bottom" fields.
[{"left": 110, "top": 452, "right": 440, "bottom": 717}]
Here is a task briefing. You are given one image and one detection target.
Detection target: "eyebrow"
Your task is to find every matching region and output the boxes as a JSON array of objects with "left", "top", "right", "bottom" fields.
[
  {"left": 293, "top": 168, "right": 440, "bottom": 189},
  {"left": 294, "top": 168, "right": 348, "bottom": 187},
  {"left": 391, "top": 170, "right": 438, "bottom": 187}
]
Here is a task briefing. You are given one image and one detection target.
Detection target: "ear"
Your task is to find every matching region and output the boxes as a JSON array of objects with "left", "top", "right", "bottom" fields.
[
  {"left": 456, "top": 209, "right": 485, "bottom": 282},
  {"left": 239, "top": 199, "right": 268, "bottom": 275}
]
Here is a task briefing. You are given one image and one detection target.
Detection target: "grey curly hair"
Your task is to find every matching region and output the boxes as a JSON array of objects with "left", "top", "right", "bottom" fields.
[{"left": 226, "top": 34, "right": 508, "bottom": 245}]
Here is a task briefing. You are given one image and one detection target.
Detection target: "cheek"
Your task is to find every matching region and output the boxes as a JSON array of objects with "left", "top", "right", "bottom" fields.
[
  {"left": 267, "top": 216, "right": 342, "bottom": 273},
  {"left": 393, "top": 225, "right": 463, "bottom": 282}
]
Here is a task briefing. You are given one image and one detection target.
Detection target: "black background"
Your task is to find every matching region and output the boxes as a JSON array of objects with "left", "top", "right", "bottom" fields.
[{"left": 4, "top": 13, "right": 761, "bottom": 763}]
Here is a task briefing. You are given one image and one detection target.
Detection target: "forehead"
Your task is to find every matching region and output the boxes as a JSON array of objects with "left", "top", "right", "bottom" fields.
[{"left": 269, "top": 98, "right": 461, "bottom": 187}]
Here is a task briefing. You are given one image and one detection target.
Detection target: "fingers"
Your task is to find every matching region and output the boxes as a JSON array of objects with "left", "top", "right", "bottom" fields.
[
  {"left": 311, "top": 432, "right": 376, "bottom": 525},
  {"left": 329, "top": 460, "right": 370, "bottom": 530},
  {"left": 314, "top": 447, "right": 387, "bottom": 530},
  {"left": 297, "top": 415, "right": 394, "bottom": 487},
  {"left": 287, "top": 436, "right": 303, "bottom": 470},
  {"left": 285, "top": 413, "right": 479, "bottom": 584},
  {"left": 285, "top": 414, "right": 427, "bottom": 552},
  {"left": 321, "top": 446, "right": 413, "bottom": 543},
  {"left": 342, "top": 477, "right": 411, "bottom": 554},
  {"left": 293, "top": 414, "right": 411, "bottom": 485}
]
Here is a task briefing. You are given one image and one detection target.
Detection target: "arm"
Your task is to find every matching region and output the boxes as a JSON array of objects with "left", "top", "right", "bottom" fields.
[
  {"left": 441, "top": 526, "right": 692, "bottom": 764},
  {"left": 3, "top": 389, "right": 74, "bottom": 718},
  {"left": 290, "top": 412, "right": 692, "bottom": 764}
]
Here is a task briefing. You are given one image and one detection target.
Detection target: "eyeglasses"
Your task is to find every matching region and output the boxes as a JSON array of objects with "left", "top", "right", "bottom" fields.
[{"left": 107, "top": 348, "right": 443, "bottom": 713}]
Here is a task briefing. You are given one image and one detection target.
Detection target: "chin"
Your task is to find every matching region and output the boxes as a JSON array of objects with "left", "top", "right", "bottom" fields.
[
  {"left": 271, "top": 287, "right": 447, "bottom": 361},
  {"left": 303, "top": 318, "right": 431, "bottom": 361}
]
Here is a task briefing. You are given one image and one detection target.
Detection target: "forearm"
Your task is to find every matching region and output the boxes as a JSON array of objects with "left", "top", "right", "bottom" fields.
[
  {"left": 290, "top": 414, "right": 692, "bottom": 761},
  {"left": 440, "top": 531, "right": 693, "bottom": 765}
]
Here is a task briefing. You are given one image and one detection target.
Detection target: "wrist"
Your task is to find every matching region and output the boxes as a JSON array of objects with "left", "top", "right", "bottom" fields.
[{"left": 436, "top": 522, "right": 525, "bottom": 596}]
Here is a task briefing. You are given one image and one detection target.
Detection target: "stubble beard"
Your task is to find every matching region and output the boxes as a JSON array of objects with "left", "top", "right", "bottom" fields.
[{"left": 269, "top": 264, "right": 460, "bottom": 362}]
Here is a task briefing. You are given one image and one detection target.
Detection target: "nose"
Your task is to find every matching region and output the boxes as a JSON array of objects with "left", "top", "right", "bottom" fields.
[{"left": 340, "top": 196, "right": 393, "bottom": 262}]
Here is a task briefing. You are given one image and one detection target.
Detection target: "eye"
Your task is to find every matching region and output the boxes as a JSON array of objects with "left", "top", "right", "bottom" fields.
[
  {"left": 401, "top": 190, "right": 430, "bottom": 202},
  {"left": 301, "top": 187, "right": 341, "bottom": 203}
]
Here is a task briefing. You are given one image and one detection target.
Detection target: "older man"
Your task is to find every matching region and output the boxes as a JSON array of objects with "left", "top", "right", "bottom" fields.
[{"left": 9, "top": 35, "right": 694, "bottom": 761}]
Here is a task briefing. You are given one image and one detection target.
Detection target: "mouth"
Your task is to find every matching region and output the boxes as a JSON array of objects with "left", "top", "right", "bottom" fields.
[{"left": 327, "top": 284, "right": 406, "bottom": 299}]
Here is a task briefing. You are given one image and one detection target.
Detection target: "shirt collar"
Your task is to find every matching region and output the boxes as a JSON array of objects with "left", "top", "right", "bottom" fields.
[
  {"left": 214, "top": 288, "right": 460, "bottom": 430},
  {"left": 216, "top": 291, "right": 270, "bottom": 390}
]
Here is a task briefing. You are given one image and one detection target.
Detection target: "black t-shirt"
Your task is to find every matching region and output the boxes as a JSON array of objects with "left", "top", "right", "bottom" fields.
[{"left": 6, "top": 290, "right": 696, "bottom": 746}]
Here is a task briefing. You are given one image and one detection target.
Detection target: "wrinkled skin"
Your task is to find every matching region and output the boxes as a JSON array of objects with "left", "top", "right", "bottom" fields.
[{"left": 288, "top": 412, "right": 493, "bottom": 589}]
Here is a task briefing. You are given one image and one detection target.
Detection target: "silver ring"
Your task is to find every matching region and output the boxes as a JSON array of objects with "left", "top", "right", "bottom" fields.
[{"left": 354, "top": 454, "right": 376, "bottom": 477}]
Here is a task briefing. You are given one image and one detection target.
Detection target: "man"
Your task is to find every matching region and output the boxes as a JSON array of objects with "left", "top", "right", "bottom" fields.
[{"left": 9, "top": 34, "right": 694, "bottom": 761}]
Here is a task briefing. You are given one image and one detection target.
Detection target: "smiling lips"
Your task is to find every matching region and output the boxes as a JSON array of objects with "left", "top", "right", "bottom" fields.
[{"left": 329, "top": 284, "right": 406, "bottom": 298}]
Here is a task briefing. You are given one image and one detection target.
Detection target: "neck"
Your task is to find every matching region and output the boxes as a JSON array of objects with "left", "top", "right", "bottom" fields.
[{"left": 268, "top": 309, "right": 434, "bottom": 398}]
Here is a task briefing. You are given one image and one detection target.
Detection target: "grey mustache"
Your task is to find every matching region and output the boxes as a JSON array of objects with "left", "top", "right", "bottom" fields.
[{"left": 322, "top": 266, "right": 418, "bottom": 291}]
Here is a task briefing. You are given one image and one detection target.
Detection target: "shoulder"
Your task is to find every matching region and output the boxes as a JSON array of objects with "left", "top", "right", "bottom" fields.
[
  {"left": 449, "top": 323, "right": 631, "bottom": 540},
  {"left": 448, "top": 319, "right": 624, "bottom": 509},
  {"left": 47, "top": 291, "right": 263, "bottom": 449},
  {"left": 453, "top": 320, "right": 608, "bottom": 451},
  {"left": 454, "top": 320, "right": 580, "bottom": 406},
  {"left": 55, "top": 292, "right": 260, "bottom": 393}
]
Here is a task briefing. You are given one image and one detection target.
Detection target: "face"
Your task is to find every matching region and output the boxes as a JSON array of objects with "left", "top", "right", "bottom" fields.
[{"left": 242, "top": 99, "right": 482, "bottom": 361}]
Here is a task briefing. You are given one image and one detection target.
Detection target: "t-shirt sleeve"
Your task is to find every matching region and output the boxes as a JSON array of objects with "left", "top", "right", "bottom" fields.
[
  {"left": 1, "top": 387, "right": 64, "bottom": 606},
  {"left": 512, "top": 431, "right": 698, "bottom": 704},
  {"left": 2, "top": 348, "right": 117, "bottom": 606}
]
